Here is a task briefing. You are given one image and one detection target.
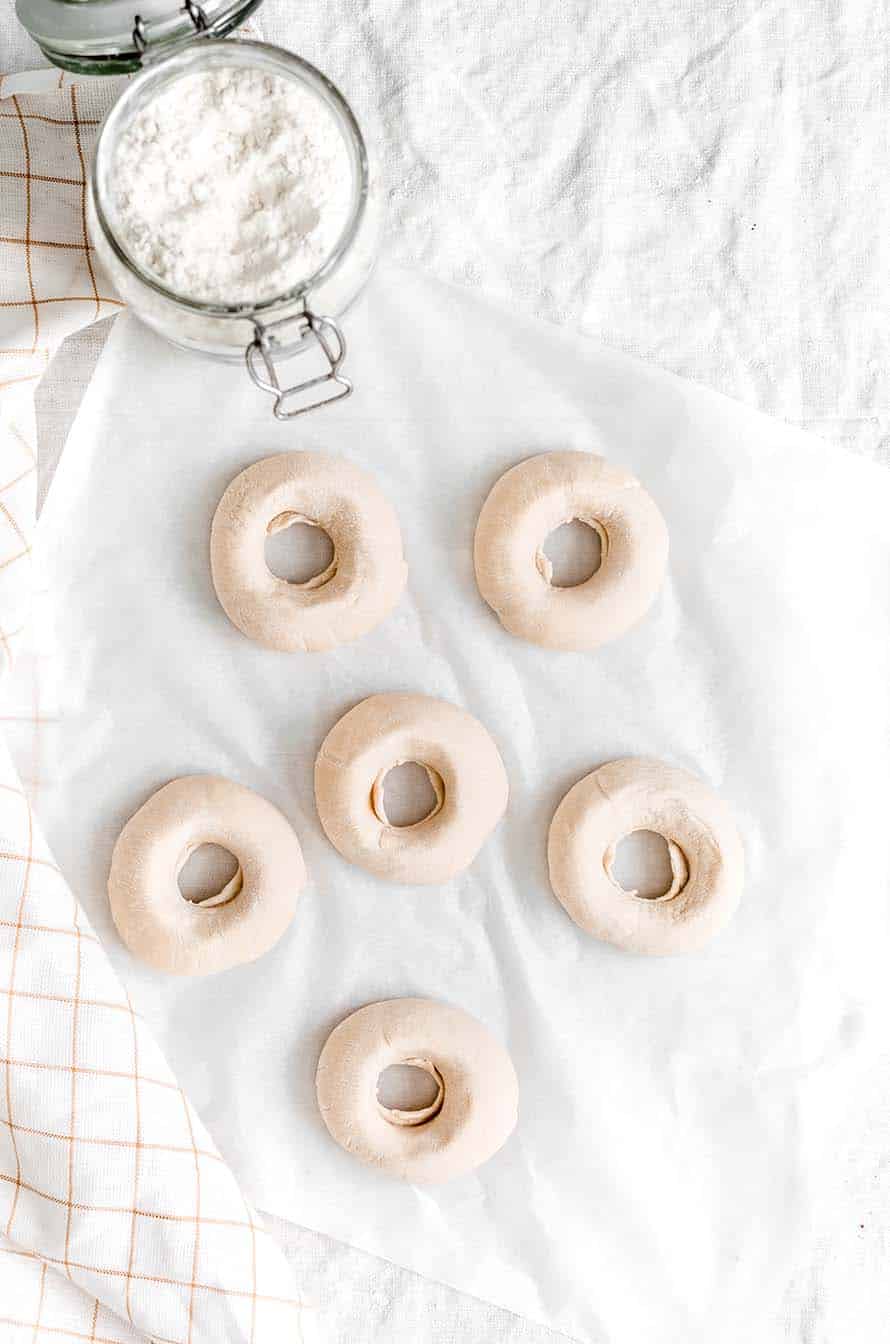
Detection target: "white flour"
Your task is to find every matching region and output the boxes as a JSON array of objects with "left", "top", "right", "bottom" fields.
[{"left": 109, "top": 66, "right": 354, "bottom": 306}]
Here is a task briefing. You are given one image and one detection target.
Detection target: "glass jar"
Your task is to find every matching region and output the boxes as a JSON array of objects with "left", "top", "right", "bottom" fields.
[{"left": 15, "top": 1, "right": 382, "bottom": 417}]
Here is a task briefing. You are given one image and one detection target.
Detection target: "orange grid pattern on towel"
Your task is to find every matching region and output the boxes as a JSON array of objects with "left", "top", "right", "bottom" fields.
[{"left": 0, "top": 68, "right": 303, "bottom": 1344}]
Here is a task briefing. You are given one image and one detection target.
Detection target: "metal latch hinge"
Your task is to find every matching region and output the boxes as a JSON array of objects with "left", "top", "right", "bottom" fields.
[
  {"left": 246, "top": 311, "right": 353, "bottom": 420},
  {"left": 133, "top": 2, "right": 209, "bottom": 57}
]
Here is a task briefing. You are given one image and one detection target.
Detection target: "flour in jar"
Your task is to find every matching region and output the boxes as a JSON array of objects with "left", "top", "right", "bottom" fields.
[{"left": 109, "top": 66, "right": 354, "bottom": 306}]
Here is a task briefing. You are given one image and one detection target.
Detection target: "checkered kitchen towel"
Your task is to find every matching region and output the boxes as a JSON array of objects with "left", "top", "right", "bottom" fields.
[{"left": 0, "top": 67, "right": 305, "bottom": 1344}]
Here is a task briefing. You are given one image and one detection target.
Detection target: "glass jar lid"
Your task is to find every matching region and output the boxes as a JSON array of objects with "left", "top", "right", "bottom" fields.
[{"left": 15, "top": 0, "right": 264, "bottom": 74}]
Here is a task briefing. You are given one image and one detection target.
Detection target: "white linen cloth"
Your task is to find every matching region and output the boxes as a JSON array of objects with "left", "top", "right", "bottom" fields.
[{"left": 26, "top": 266, "right": 890, "bottom": 1344}]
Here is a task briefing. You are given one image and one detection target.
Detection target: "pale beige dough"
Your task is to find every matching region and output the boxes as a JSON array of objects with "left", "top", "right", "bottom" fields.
[
  {"left": 473, "top": 450, "right": 669, "bottom": 651},
  {"left": 314, "top": 692, "right": 508, "bottom": 884},
  {"left": 108, "top": 775, "right": 306, "bottom": 975},
  {"left": 315, "top": 997, "right": 519, "bottom": 1184},
  {"left": 548, "top": 757, "right": 744, "bottom": 955},
  {"left": 210, "top": 451, "right": 407, "bottom": 652}
]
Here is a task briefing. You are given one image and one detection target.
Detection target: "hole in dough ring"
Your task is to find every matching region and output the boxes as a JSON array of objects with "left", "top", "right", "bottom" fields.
[
  {"left": 210, "top": 451, "right": 408, "bottom": 652},
  {"left": 474, "top": 450, "right": 669, "bottom": 651},
  {"left": 548, "top": 757, "right": 744, "bottom": 955},
  {"left": 314, "top": 693, "right": 509, "bottom": 885},
  {"left": 316, "top": 997, "right": 519, "bottom": 1184},
  {"left": 108, "top": 775, "right": 307, "bottom": 976}
]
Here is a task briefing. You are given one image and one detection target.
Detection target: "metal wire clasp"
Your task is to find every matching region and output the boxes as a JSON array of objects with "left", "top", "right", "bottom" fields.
[
  {"left": 245, "top": 311, "right": 353, "bottom": 420},
  {"left": 133, "top": 3, "right": 209, "bottom": 56}
]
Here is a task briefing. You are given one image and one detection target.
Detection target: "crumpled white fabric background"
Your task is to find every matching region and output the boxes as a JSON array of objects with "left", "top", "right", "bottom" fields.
[
  {"left": 220, "top": 0, "right": 890, "bottom": 463},
  {"left": 24, "top": 267, "right": 890, "bottom": 1344},
  {"left": 3, "top": 1, "right": 890, "bottom": 1339},
  {"left": 7, "top": 0, "right": 890, "bottom": 475}
]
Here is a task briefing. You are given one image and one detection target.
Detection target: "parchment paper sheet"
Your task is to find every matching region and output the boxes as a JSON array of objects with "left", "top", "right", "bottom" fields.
[{"left": 24, "top": 266, "right": 890, "bottom": 1343}]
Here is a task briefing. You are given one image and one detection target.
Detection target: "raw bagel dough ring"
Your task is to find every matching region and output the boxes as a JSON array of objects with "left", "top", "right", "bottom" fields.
[
  {"left": 315, "top": 997, "right": 519, "bottom": 1184},
  {"left": 474, "top": 450, "right": 669, "bottom": 651},
  {"left": 108, "top": 775, "right": 306, "bottom": 976},
  {"left": 211, "top": 451, "right": 408, "bottom": 652},
  {"left": 548, "top": 757, "right": 744, "bottom": 955},
  {"left": 314, "top": 692, "right": 508, "bottom": 884}
]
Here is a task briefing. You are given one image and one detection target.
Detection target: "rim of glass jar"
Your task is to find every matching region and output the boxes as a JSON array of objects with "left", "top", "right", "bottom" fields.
[{"left": 91, "top": 39, "right": 369, "bottom": 320}]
